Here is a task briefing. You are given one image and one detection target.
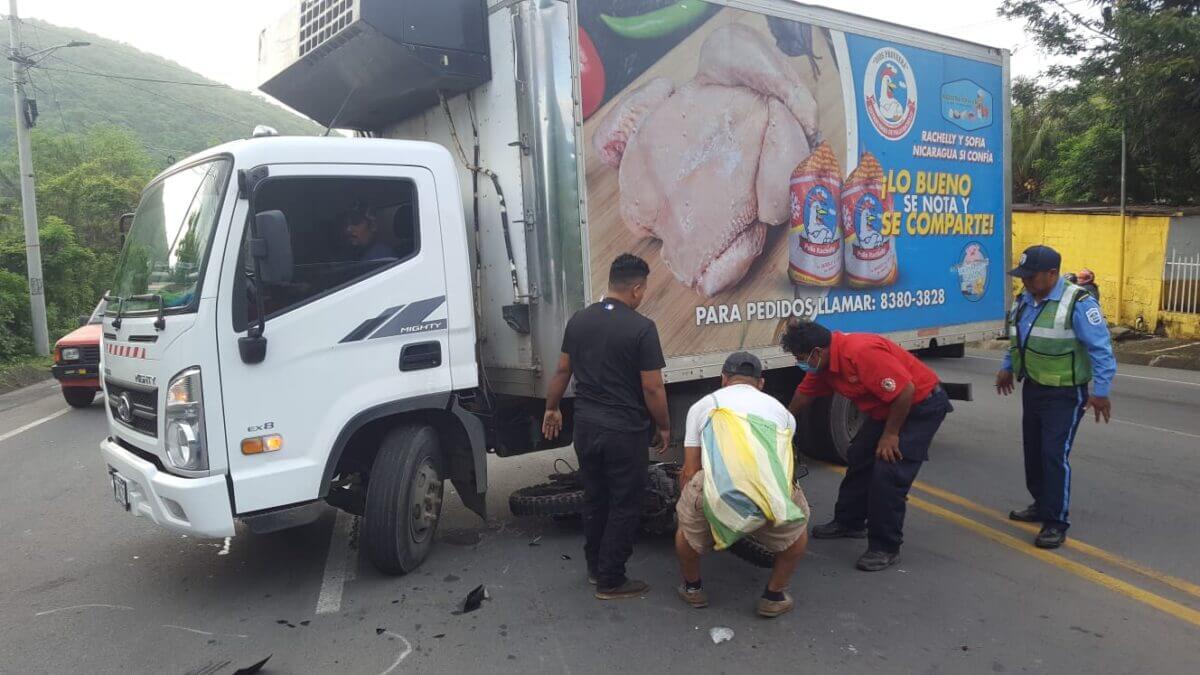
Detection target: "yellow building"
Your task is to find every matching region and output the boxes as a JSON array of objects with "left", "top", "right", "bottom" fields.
[{"left": 1012, "top": 205, "right": 1200, "bottom": 338}]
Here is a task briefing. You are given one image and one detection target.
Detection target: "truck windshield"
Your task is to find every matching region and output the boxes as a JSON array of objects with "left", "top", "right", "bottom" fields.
[{"left": 110, "top": 158, "right": 231, "bottom": 314}]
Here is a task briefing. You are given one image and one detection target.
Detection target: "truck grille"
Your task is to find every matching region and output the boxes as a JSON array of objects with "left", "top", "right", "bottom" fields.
[
  {"left": 106, "top": 380, "right": 158, "bottom": 438},
  {"left": 299, "top": 0, "right": 355, "bottom": 57},
  {"left": 62, "top": 345, "right": 100, "bottom": 364}
]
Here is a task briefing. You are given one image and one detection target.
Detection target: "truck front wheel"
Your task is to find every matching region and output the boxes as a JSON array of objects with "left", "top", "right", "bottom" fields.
[
  {"left": 364, "top": 425, "right": 444, "bottom": 575},
  {"left": 62, "top": 387, "right": 97, "bottom": 408}
]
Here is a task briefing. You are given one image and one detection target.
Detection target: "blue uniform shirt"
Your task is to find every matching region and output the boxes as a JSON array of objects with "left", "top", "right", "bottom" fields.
[{"left": 1001, "top": 277, "right": 1117, "bottom": 397}]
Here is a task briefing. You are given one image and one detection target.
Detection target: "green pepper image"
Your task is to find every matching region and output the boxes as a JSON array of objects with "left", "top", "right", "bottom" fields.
[{"left": 600, "top": 1, "right": 710, "bottom": 40}]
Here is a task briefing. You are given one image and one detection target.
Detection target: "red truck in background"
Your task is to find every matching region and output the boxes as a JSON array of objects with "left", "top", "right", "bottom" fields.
[{"left": 51, "top": 300, "right": 104, "bottom": 408}]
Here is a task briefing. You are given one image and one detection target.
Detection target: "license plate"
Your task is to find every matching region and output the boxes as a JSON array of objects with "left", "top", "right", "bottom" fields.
[{"left": 111, "top": 472, "right": 130, "bottom": 511}]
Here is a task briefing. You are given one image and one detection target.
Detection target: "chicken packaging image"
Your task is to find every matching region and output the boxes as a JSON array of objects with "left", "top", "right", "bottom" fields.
[
  {"left": 788, "top": 141, "right": 842, "bottom": 286},
  {"left": 841, "top": 152, "right": 898, "bottom": 288},
  {"left": 592, "top": 22, "right": 818, "bottom": 297}
]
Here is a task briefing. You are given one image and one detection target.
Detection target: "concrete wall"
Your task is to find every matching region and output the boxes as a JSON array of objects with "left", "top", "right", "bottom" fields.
[
  {"left": 1160, "top": 311, "right": 1200, "bottom": 339},
  {"left": 1012, "top": 212, "right": 1171, "bottom": 330},
  {"left": 1165, "top": 216, "right": 1200, "bottom": 258}
]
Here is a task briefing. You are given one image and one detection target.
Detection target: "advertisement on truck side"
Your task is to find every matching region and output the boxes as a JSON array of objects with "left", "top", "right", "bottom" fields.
[{"left": 580, "top": 1, "right": 1005, "bottom": 357}]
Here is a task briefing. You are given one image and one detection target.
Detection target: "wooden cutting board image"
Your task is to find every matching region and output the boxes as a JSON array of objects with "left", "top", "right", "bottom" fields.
[{"left": 583, "top": 7, "right": 848, "bottom": 358}]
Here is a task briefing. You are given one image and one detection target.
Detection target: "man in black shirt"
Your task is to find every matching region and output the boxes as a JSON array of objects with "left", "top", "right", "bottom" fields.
[{"left": 543, "top": 254, "right": 670, "bottom": 600}]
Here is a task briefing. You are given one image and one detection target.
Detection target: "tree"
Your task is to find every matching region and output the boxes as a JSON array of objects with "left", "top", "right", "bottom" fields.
[{"left": 1000, "top": 0, "right": 1200, "bottom": 205}]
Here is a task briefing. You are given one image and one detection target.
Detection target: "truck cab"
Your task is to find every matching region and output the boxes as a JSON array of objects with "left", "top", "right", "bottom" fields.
[{"left": 100, "top": 137, "right": 487, "bottom": 573}]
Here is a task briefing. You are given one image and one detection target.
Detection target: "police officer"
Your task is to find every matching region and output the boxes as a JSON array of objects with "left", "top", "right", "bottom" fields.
[
  {"left": 997, "top": 245, "right": 1115, "bottom": 549},
  {"left": 784, "top": 319, "right": 952, "bottom": 572}
]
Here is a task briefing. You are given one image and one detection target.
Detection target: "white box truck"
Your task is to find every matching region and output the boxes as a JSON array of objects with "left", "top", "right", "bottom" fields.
[{"left": 99, "top": 0, "right": 1010, "bottom": 574}]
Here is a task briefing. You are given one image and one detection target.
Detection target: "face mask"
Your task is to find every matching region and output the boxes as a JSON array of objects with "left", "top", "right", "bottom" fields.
[{"left": 796, "top": 349, "right": 820, "bottom": 373}]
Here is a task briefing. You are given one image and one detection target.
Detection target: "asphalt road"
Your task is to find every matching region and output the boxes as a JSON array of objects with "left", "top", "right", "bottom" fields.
[{"left": 2, "top": 354, "right": 1199, "bottom": 674}]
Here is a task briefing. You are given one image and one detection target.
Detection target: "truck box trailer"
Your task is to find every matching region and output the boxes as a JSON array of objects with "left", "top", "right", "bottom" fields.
[{"left": 98, "top": 0, "right": 1009, "bottom": 574}]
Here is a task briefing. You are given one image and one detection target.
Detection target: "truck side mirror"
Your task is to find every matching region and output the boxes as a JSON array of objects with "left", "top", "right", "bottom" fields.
[
  {"left": 251, "top": 210, "right": 294, "bottom": 285},
  {"left": 118, "top": 213, "right": 134, "bottom": 234}
]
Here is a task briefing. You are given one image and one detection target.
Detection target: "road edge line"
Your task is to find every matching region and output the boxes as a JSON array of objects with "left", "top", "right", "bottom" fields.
[
  {"left": 907, "top": 493, "right": 1200, "bottom": 629},
  {"left": 0, "top": 407, "right": 70, "bottom": 445},
  {"left": 909, "top": 479, "right": 1200, "bottom": 601}
]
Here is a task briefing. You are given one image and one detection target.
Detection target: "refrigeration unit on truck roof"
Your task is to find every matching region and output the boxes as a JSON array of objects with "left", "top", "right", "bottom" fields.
[{"left": 258, "top": 0, "right": 492, "bottom": 129}]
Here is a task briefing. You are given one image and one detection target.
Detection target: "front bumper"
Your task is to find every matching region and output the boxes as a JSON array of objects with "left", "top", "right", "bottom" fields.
[
  {"left": 52, "top": 363, "right": 99, "bottom": 382},
  {"left": 100, "top": 437, "right": 235, "bottom": 538}
]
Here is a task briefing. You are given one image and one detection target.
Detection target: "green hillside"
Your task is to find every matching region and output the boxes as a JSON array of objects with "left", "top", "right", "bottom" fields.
[{"left": 2, "top": 20, "right": 320, "bottom": 163}]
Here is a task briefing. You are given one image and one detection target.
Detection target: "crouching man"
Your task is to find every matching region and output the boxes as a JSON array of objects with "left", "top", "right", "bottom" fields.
[{"left": 674, "top": 352, "right": 810, "bottom": 618}]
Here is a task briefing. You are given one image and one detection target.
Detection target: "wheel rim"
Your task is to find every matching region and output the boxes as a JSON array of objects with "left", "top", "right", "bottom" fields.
[
  {"left": 408, "top": 460, "right": 442, "bottom": 544},
  {"left": 845, "top": 403, "right": 866, "bottom": 440}
]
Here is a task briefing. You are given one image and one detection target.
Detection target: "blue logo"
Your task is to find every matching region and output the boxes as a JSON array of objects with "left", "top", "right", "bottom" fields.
[
  {"left": 953, "top": 242, "right": 990, "bottom": 301},
  {"left": 798, "top": 185, "right": 838, "bottom": 244},
  {"left": 864, "top": 48, "right": 917, "bottom": 140},
  {"left": 941, "top": 80, "right": 992, "bottom": 131}
]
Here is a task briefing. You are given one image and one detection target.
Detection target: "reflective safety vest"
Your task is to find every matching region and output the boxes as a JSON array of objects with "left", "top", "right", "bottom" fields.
[{"left": 1008, "top": 283, "right": 1093, "bottom": 387}]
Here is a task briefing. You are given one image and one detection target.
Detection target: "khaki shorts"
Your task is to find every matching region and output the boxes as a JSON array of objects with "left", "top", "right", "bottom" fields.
[{"left": 676, "top": 470, "right": 811, "bottom": 554}]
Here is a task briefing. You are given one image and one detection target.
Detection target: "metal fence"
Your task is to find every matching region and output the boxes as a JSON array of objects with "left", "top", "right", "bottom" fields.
[{"left": 1162, "top": 249, "right": 1200, "bottom": 314}]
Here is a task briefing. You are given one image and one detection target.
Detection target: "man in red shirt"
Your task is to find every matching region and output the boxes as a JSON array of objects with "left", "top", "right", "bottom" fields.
[{"left": 784, "top": 320, "right": 952, "bottom": 571}]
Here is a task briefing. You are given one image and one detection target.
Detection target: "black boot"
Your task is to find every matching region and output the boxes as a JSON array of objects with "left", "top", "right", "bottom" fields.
[
  {"left": 1009, "top": 504, "right": 1041, "bottom": 522},
  {"left": 811, "top": 520, "right": 868, "bottom": 539},
  {"left": 855, "top": 549, "right": 901, "bottom": 572},
  {"left": 1035, "top": 525, "right": 1066, "bottom": 549}
]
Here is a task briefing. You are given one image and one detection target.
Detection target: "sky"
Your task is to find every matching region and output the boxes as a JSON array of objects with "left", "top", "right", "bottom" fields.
[{"left": 19, "top": 0, "right": 1080, "bottom": 94}]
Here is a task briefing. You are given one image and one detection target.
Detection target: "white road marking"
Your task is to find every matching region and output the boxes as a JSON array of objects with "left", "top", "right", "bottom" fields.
[
  {"left": 1145, "top": 342, "right": 1200, "bottom": 355},
  {"left": 0, "top": 408, "right": 70, "bottom": 444},
  {"left": 964, "top": 355, "right": 1200, "bottom": 387},
  {"left": 162, "top": 624, "right": 248, "bottom": 639},
  {"left": 315, "top": 510, "right": 356, "bottom": 615},
  {"left": 379, "top": 631, "right": 413, "bottom": 675},
  {"left": 1112, "top": 418, "right": 1200, "bottom": 440},
  {"left": 35, "top": 604, "right": 133, "bottom": 616}
]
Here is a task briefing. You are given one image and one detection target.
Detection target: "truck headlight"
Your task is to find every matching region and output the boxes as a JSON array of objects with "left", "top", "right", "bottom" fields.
[
  {"left": 61, "top": 347, "right": 80, "bottom": 361},
  {"left": 164, "top": 367, "right": 207, "bottom": 471}
]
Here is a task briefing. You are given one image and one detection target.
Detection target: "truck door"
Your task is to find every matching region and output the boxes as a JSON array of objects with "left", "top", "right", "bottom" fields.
[{"left": 216, "top": 163, "right": 451, "bottom": 514}]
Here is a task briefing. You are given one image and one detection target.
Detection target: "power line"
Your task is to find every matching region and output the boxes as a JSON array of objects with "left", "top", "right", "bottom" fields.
[
  {"left": 47, "top": 53, "right": 260, "bottom": 130},
  {"left": 26, "top": 20, "right": 84, "bottom": 159},
  {"left": 36, "top": 65, "right": 230, "bottom": 88},
  {"left": 19, "top": 17, "right": 238, "bottom": 88}
]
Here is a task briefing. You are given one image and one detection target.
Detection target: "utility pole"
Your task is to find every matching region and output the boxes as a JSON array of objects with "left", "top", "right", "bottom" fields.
[
  {"left": 1116, "top": 125, "right": 1127, "bottom": 325},
  {"left": 6, "top": 0, "right": 87, "bottom": 356},
  {"left": 8, "top": 0, "right": 48, "bottom": 355}
]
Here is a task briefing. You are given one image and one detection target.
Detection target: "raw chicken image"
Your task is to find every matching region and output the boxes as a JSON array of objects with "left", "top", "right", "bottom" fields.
[{"left": 592, "top": 22, "right": 819, "bottom": 297}]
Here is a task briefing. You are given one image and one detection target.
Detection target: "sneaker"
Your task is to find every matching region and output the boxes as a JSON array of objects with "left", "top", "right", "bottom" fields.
[
  {"left": 1009, "top": 504, "right": 1041, "bottom": 522},
  {"left": 855, "top": 549, "right": 900, "bottom": 572},
  {"left": 595, "top": 579, "right": 650, "bottom": 600},
  {"left": 1035, "top": 526, "right": 1066, "bottom": 549},
  {"left": 756, "top": 591, "right": 794, "bottom": 618},
  {"left": 676, "top": 584, "right": 709, "bottom": 609},
  {"left": 588, "top": 574, "right": 597, "bottom": 586},
  {"left": 811, "top": 520, "right": 867, "bottom": 539}
]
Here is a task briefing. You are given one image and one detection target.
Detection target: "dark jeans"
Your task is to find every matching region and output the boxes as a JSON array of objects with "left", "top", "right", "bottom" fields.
[
  {"left": 833, "top": 388, "right": 952, "bottom": 553},
  {"left": 1021, "top": 381, "right": 1088, "bottom": 530},
  {"left": 573, "top": 420, "right": 647, "bottom": 588}
]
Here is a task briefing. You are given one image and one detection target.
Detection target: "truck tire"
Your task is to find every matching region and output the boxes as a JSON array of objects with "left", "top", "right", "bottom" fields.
[
  {"left": 62, "top": 388, "right": 96, "bottom": 408},
  {"left": 729, "top": 536, "right": 775, "bottom": 569},
  {"left": 802, "top": 394, "right": 862, "bottom": 464},
  {"left": 509, "top": 483, "right": 586, "bottom": 517},
  {"left": 364, "top": 425, "right": 444, "bottom": 575}
]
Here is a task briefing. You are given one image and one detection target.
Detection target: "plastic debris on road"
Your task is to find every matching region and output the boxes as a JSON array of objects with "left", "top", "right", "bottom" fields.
[
  {"left": 232, "top": 654, "right": 271, "bottom": 675},
  {"left": 461, "top": 584, "right": 486, "bottom": 614},
  {"left": 710, "top": 627, "right": 734, "bottom": 644}
]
